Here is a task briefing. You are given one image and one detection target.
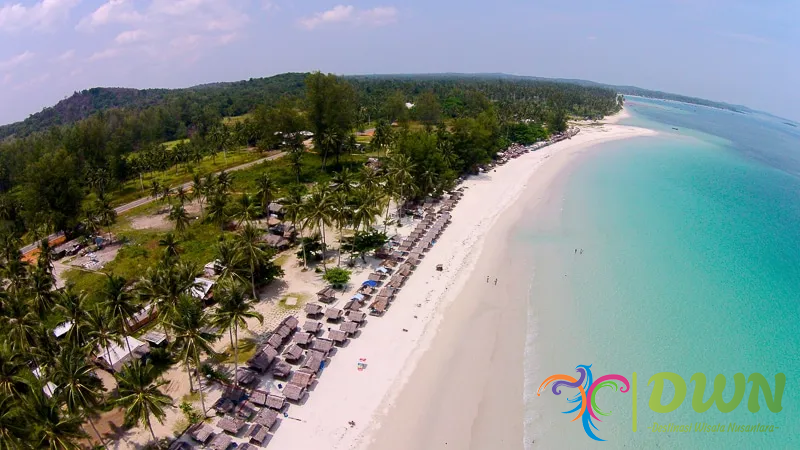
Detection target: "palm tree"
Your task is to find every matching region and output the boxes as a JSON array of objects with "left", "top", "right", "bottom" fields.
[
  {"left": 0, "top": 342, "right": 28, "bottom": 399},
  {"left": 205, "top": 193, "right": 229, "bottom": 230},
  {"left": 212, "top": 281, "right": 263, "bottom": 387},
  {"left": 101, "top": 274, "right": 140, "bottom": 354},
  {"left": 53, "top": 346, "right": 107, "bottom": 448},
  {"left": 255, "top": 173, "right": 277, "bottom": 215},
  {"left": 137, "top": 261, "right": 199, "bottom": 329},
  {"left": 302, "top": 185, "right": 333, "bottom": 273},
  {"left": 235, "top": 224, "right": 271, "bottom": 299},
  {"left": 36, "top": 238, "right": 55, "bottom": 274},
  {"left": 169, "top": 295, "right": 219, "bottom": 416},
  {"left": 114, "top": 360, "right": 172, "bottom": 444},
  {"left": 386, "top": 154, "right": 417, "bottom": 227},
  {"left": 174, "top": 186, "right": 189, "bottom": 206},
  {"left": 191, "top": 173, "right": 206, "bottom": 215},
  {"left": 94, "top": 193, "right": 117, "bottom": 241},
  {"left": 0, "top": 392, "right": 23, "bottom": 449},
  {"left": 28, "top": 266, "right": 55, "bottom": 319},
  {"left": 86, "top": 306, "right": 122, "bottom": 372},
  {"left": 232, "top": 193, "right": 259, "bottom": 227},
  {"left": 54, "top": 289, "right": 91, "bottom": 349},
  {"left": 25, "top": 388, "right": 86, "bottom": 450},
  {"left": 149, "top": 180, "right": 162, "bottom": 201},
  {"left": 216, "top": 171, "right": 232, "bottom": 195},
  {"left": 168, "top": 204, "right": 190, "bottom": 234},
  {"left": 158, "top": 233, "right": 182, "bottom": 260},
  {"left": 2, "top": 295, "right": 39, "bottom": 357},
  {"left": 330, "top": 191, "right": 351, "bottom": 266},
  {"left": 283, "top": 187, "right": 307, "bottom": 268}
]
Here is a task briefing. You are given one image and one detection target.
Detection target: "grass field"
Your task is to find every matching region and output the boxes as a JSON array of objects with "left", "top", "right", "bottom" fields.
[{"left": 222, "top": 114, "right": 253, "bottom": 126}]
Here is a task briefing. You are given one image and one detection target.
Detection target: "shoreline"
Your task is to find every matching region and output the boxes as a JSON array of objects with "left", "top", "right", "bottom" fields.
[{"left": 268, "top": 109, "right": 654, "bottom": 449}]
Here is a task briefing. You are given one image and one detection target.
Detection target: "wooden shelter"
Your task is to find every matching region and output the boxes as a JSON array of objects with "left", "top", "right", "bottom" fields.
[
  {"left": 345, "top": 310, "right": 366, "bottom": 323},
  {"left": 328, "top": 329, "right": 348, "bottom": 344},
  {"left": 283, "top": 383, "right": 306, "bottom": 402},
  {"left": 283, "top": 343, "right": 304, "bottom": 361},
  {"left": 208, "top": 433, "right": 232, "bottom": 450},
  {"left": 275, "top": 324, "right": 293, "bottom": 340},
  {"left": 316, "top": 287, "right": 337, "bottom": 303},
  {"left": 304, "top": 303, "right": 324, "bottom": 316},
  {"left": 310, "top": 337, "right": 334, "bottom": 354},
  {"left": 368, "top": 272, "right": 385, "bottom": 281},
  {"left": 289, "top": 368, "right": 316, "bottom": 388},
  {"left": 266, "top": 333, "right": 283, "bottom": 349},
  {"left": 370, "top": 298, "right": 389, "bottom": 315},
  {"left": 235, "top": 368, "right": 257, "bottom": 386},
  {"left": 265, "top": 393, "right": 286, "bottom": 411},
  {"left": 301, "top": 350, "right": 326, "bottom": 373},
  {"left": 250, "top": 390, "right": 267, "bottom": 406},
  {"left": 282, "top": 315, "right": 299, "bottom": 330},
  {"left": 303, "top": 320, "right": 323, "bottom": 333},
  {"left": 217, "top": 416, "right": 245, "bottom": 434},
  {"left": 235, "top": 400, "right": 257, "bottom": 420},
  {"left": 189, "top": 423, "right": 214, "bottom": 443},
  {"left": 271, "top": 359, "right": 292, "bottom": 378},
  {"left": 247, "top": 424, "right": 270, "bottom": 445},
  {"left": 340, "top": 321, "right": 359, "bottom": 334},
  {"left": 247, "top": 345, "right": 278, "bottom": 373},
  {"left": 254, "top": 407, "right": 279, "bottom": 429},
  {"left": 324, "top": 307, "right": 343, "bottom": 321},
  {"left": 292, "top": 331, "right": 313, "bottom": 346}
]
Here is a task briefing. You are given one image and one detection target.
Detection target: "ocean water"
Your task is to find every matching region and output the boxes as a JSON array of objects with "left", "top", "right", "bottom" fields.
[{"left": 522, "top": 99, "right": 800, "bottom": 449}]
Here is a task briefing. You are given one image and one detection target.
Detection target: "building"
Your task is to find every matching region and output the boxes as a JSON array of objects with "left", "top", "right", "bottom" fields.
[{"left": 96, "top": 336, "right": 150, "bottom": 372}]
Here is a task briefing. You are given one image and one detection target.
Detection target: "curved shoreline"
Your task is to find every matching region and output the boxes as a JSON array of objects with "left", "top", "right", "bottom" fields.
[{"left": 267, "top": 110, "right": 655, "bottom": 450}]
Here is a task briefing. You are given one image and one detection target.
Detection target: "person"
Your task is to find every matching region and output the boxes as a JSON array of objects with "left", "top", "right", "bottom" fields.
[
  {"left": 580, "top": 249, "right": 584, "bottom": 255},
  {"left": 494, "top": 278, "right": 498, "bottom": 285},
  {"left": 486, "top": 275, "right": 489, "bottom": 283}
]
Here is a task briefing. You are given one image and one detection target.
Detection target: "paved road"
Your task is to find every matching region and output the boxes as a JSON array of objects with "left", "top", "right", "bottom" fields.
[{"left": 21, "top": 151, "right": 286, "bottom": 254}]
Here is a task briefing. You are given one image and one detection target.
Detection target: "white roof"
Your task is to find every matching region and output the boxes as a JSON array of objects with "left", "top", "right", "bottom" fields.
[
  {"left": 405, "top": 102, "right": 415, "bottom": 109},
  {"left": 53, "top": 321, "right": 73, "bottom": 338},
  {"left": 204, "top": 260, "right": 220, "bottom": 269},
  {"left": 97, "top": 336, "right": 148, "bottom": 372},
  {"left": 43, "top": 382, "right": 57, "bottom": 398},
  {"left": 190, "top": 278, "right": 215, "bottom": 300}
]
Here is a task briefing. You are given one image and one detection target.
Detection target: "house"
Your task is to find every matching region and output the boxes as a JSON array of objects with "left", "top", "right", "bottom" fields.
[
  {"left": 96, "top": 336, "right": 150, "bottom": 372},
  {"left": 127, "top": 304, "right": 157, "bottom": 332},
  {"left": 203, "top": 260, "right": 221, "bottom": 277},
  {"left": 53, "top": 321, "right": 73, "bottom": 339},
  {"left": 262, "top": 234, "right": 290, "bottom": 250},
  {"left": 143, "top": 331, "right": 168, "bottom": 347},
  {"left": 316, "top": 287, "right": 337, "bottom": 303},
  {"left": 268, "top": 202, "right": 284, "bottom": 218},
  {"left": 191, "top": 278, "right": 215, "bottom": 303}
]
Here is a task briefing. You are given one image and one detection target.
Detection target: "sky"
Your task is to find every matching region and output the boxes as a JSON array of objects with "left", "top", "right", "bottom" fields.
[{"left": 0, "top": 0, "right": 798, "bottom": 125}]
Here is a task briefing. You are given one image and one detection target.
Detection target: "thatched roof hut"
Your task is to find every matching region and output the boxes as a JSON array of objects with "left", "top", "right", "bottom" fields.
[
  {"left": 381, "top": 259, "right": 398, "bottom": 268},
  {"left": 290, "top": 368, "right": 316, "bottom": 387},
  {"left": 302, "top": 350, "right": 326, "bottom": 373},
  {"left": 169, "top": 441, "right": 192, "bottom": 450},
  {"left": 310, "top": 337, "right": 334, "bottom": 354},
  {"left": 406, "top": 257, "right": 421, "bottom": 267},
  {"left": 266, "top": 333, "right": 283, "bottom": 349},
  {"left": 408, "top": 252, "right": 423, "bottom": 260},
  {"left": 221, "top": 385, "right": 247, "bottom": 402},
  {"left": 378, "top": 287, "right": 395, "bottom": 298},
  {"left": 275, "top": 324, "right": 292, "bottom": 340},
  {"left": 283, "top": 383, "right": 305, "bottom": 402},
  {"left": 343, "top": 299, "right": 363, "bottom": 311},
  {"left": 217, "top": 416, "right": 245, "bottom": 434},
  {"left": 340, "top": 321, "right": 359, "bottom": 334},
  {"left": 248, "top": 424, "right": 270, "bottom": 445},
  {"left": 254, "top": 408, "right": 279, "bottom": 428},
  {"left": 368, "top": 273, "right": 384, "bottom": 282},
  {"left": 189, "top": 423, "right": 214, "bottom": 443},
  {"left": 324, "top": 307, "right": 343, "bottom": 321},
  {"left": 329, "top": 329, "right": 347, "bottom": 343},
  {"left": 213, "top": 397, "right": 234, "bottom": 415},
  {"left": 316, "top": 287, "right": 336, "bottom": 302},
  {"left": 303, "top": 320, "right": 322, "bottom": 333},
  {"left": 388, "top": 277, "right": 404, "bottom": 288},
  {"left": 265, "top": 393, "right": 286, "bottom": 411},
  {"left": 208, "top": 433, "right": 232, "bottom": 450},
  {"left": 370, "top": 298, "right": 389, "bottom": 315},
  {"left": 235, "top": 368, "right": 257, "bottom": 386},
  {"left": 345, "top": 309, "right": 366, "bottom": 323},
  {"left": 304, "top": 303, "right": 324, "bottom": 316},
  {"left": 399, "top": 267, "right": 412, "bottom": 277},
  {"left": 250, "top": 389, "right": 267, "bottom": 406},
  {"left": 247, "top": 345, "right": 278, "bottom": 373},
  {"left": 271, "top": 360, "right": 292, "bottom": 378},
  {"left": 283, "top": 343, "right": 304, "bottom": 361},
  {"left": 235, "top": 400, "right": 257, "bottom": 420},
  {"left": 282, "top": 315, "right": 299, "bottom": 330},
  {"left": 293, "top": 331, "right": 313, "bottom": 346}
]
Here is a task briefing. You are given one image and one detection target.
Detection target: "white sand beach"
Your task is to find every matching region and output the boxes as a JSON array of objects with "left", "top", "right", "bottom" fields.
[{"left": 267, "top": 110, "right": 656, "bottom": 450}]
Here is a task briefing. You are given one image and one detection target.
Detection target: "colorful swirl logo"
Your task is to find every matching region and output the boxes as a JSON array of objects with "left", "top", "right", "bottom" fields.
[{"left": 537, "top": 364, "right": 630, "bottom": 441}]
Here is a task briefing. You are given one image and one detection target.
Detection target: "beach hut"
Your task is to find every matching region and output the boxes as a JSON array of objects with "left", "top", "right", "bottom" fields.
[
  {"left": 235, "top": 400, "right": 258, "bottom": 420},
  {"left": 265, "top": 393, "right": 286, "bottom": 411},
  {"left": 217, "top": 416, "right": 245, "bottom": 435},
  {"left": 406, "top": 257, "right": 421, "bottom": 267},
  {"left": 390, "top": 251, "right": 404, "bottom": 260},
  {"left": 208, "top": 433, "right": 232, "bottom": 450},
  {"left": 190, "top": 278, "right": 216, "bottom": 303},
  {"left": 283, "top": 343, "right": 304, "bottom": 361},
  {"left": 235, "top": 368, "right": 258, "bottom": 386},
  {"left": 408, "top": 252, "right": 423, "bottom": 261},
  {"left": 345, "top": 310, "right": 366, "bottom": 324},
  {"left": 388, "top": 277, "right": 404, "bottom": 289},
  {"left": 272, "top": 359, "right": 292, "bottom": 378},
  {"left": 340, "top": 321, "right": 359, "bottom": 334},
  {"left": 301, "top": 350, "right": 326, "bottom": 373},
  {"left": 378, "top": 287, "right": 396, "bottom": 298},
  {"left": 250, "top": 389, "right": 267, "bottom": 406},
  {"left": 262, "top": 234, "right": 290, "bottom": 250},
  {"left": 254, "top": 407, "right": 279, "bottom": 429},
  {"left": 358, "top": 285, "right": 376, "bottom": 295},
  {"left": 343, "top": 298, "right": 363, "bottom": 311},
  {"left": 316, "top": 287, "right": 337, "bottom": 303},
  {"left": 282, "top": 315, "right": 299, "bottom": 330},
  {"left": 291, "top": 368, "right": 317, "bottom": 387},
  {"left": 293, "top": 331, "right": 313, "bottom": 346},
  {"left": 169, "top": 441, "right": 192, "bottom": 450},
  {"left": 127, "top": 303, "right": 157, "bottom": 332},
  {"left": 247, "top": 345, "right": 278, "bottom": 373},
  {"left": 329, "top": 329, "right": 348, "bottom": 344},
  {"left": 283, "top": 383, "right": 306, "bottom": 402},
  {"left": 96, "top": 336, "right": 150, "bottom": 372},
  {"left": 266, "top": 332, "right": 283, "bottom": 349},
  {"left": 275, "top": 324, "right": 293, "bottom": 340},
  {"left": 142, "top": 331, "right": 167, "bottom": 347},
  {"left": 213, "top": 397, "right": 234, "bottom": 415},
  {"left": 376, "top": 266, "right": 390, "bottom": 275},
  {"left": 381, "top": 259, "right": 398, "bottom": 268},
  {"left": 304, "top": 303, "right": 324, "bottom": 317},
  {"left": 189, "top": 423, "right": 214, "bottom": 443},
  {"left": 311, "top": 337, "right": 334, "bottom": 354},
  {"left": 324, "top": 307, "right": 343, "bottom": 322},
  {"left": 303, "top": 320, "right": 323, "bottom": 334},
  {"left": 369, "top": 298, "right": 389, "bottom": 315},
  {"left": 399, "top": 266, "right": 412, "bottom": 277},
  {"left": 247, "top": 424, "right": 270, "bottom": 445}
]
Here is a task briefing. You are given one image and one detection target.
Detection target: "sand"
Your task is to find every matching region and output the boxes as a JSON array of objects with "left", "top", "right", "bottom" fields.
[{"left": 266, "top": 111, "right": 656, "bottom": 450}]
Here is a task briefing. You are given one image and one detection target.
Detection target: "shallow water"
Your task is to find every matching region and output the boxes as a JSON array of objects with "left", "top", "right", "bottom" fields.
[{"left": 522, "top": 100, "right": 800, "bottom": 449}]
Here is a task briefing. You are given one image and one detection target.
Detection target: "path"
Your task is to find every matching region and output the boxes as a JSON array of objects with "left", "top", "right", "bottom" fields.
[{"left": 21, "top": 151, "right": 287, "bottom": 254}]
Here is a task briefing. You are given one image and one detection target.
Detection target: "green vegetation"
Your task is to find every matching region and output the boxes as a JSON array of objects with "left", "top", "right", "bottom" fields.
[{"left": 323, "top": 267, "right": 352, "bottom": 287}]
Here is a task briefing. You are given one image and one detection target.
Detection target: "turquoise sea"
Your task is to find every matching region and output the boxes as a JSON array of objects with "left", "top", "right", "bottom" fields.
[{"left": 522, "top": 98, "right": 800, "bottom": 449}]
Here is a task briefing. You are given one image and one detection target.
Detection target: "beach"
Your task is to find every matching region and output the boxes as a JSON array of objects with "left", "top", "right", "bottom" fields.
[{"left": 267, "top": 110, "right": 657, "bottom": 450}]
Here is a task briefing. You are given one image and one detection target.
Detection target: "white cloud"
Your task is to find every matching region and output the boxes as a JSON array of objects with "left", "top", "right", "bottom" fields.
[
  {"left": 77, "top": 0, "right": 143, "bottom": 30},
  {"left": 54, "top": 49, "right": 75, "bottom": 62},
  {"left": 299, "top": 5, "right": 398, "bottom": 30},
  {"left": 0, "top": 50, "right": 35, "bottom": 71},
  {"left": 115, "top": 29, "right": 147, "bottom": 44},
  {"left": 0, "top": 0, "right": 80, "bottom": 32},
  {"left": 87, "top": 48, "right": 121, "bottom": 62}
]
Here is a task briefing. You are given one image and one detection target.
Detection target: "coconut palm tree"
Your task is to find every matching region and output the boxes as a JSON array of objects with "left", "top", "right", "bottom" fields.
[
  {"left": 329, "top": 191, "right": 351, "bottom": 266},
  {"left": 2, "top": 295, "right": 39, "bottom": 357},
  {"left": 149, "top": 180, "right": 162, "bottom": 201},
  {"left": 174, "top": 186, "right": 189, "bottom": 206},
  {"left": 191, "top": 173, "right": 206, "bottom": 215},
  {"left": 235, "top": 224, "right": 271, "bottom": 299},
  {"left": 28, "top": 266, "right": 55, "bottom": 319},
  {"left": 158, "top": 233, "right": 182, "bottom": 260},
  {"left": 85, "top": 306, "right": 122, "bottom": 372},
  {"left": 214, "top": 237, "right": 247, "bottom": 285},
  {"left": 94, "top": 193, "right": 117, "bottom": 241},
  {"left": 169, "top": 295, "right": 219, "bottom": 416},
  {"left": 114, "top": 360, "right": 172, "bottom": 444},
  {"left": 212, "top": 281, "right": 263, "bottom": 387},
  {"left": 0, "top": 342, "right": 28, "bottom": 399},
  {"left": 101, "top": 274, "right": 140, "bottom": 354},
  {"left": 232, "top": 193, "right": 259, "bottom": 227},
  {"left": 0, "top": 392, "right": 23, "bottom": 449},
  {"left": 137, "top": 261, "right": 199, "bottom": 329},
  {"left": 283, "top": 187, "right": 307, "bottom": 267},
  {"left": 385, "top": 154, "right": 417, "bottom": 227},
  {"left": 216, "top": 171, "right": 232, "bottom": 195},
  {"left": 205, "top": 193, "right": 229, "bottom": 231},
  {"left": 36, "top": 238, "right": 55, "bottom": 275},
  {"left": 25, "top": 387, "right": 86, "bottom": 450},
  {"left": 53, "top": 346, "right": 107, "bottom": 448},
  {"left": 54, "top": 289, "right": 91, "bottom": 349},
  {"left": 255, "top": 173, "right": 277, "bottom": 215},
  {"left": 168, "top": 204, "right": 190, "bottom": 235},
  {"left": 302, "top": 185, "right": 333, "bottom": 273}
]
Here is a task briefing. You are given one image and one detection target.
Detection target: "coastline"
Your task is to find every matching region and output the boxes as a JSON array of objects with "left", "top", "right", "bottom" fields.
[{"left": 268, "top": 109, "right": 654, "bottom": 450}]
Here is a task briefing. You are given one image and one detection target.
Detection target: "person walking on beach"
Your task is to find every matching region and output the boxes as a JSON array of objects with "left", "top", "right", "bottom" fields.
[
  {"left": 494, "top": 278, "right": 498, "bottom": 285},
  {"left": 580, "top": 249, "right": 584, "bottom": 255},
  {"left": 486, "top": 276, "right": 489, "bottom": 283}
]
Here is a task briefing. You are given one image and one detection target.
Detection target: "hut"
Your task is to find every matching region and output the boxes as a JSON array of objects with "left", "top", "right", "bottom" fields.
[
  {"left": 263, "top": 234, "right": 290, "bottom": 250},
  {"left": 282, "top": 315, "right": 299, "bottom": 330},
  {"left": 370, "top": 298, "right": 389, "bottom": 315},
  {"left": 368, "top": 273, "right": 385, "bottom": 282},
  {"left": 213, "top": 397, "right": 234, "bottom": 415},
  {"left": 316, "top": 287, "right": 337, "bottom": 303},
  {"left": 310, "top": 338, "right": 334, "bottom": 354},
  {"left": 399, "top": 266, "right": 412, "bottom": 277},
  {"left": 247, "top": 424, "right": 270, "bottom": 445},
  {"left": 340, "top": 321, "right": 359, "bottom": 334},
  {"left": 235, "top": 400, "right": 257, "bottom": 420},
  {"left": 303, "top": 320, "right": 322, "bottom": 334},
  {"left": 290, "top": 368, "right": 317, "bottom": 388},
  {"left": 250, "top": 389, "right": 268, "bottom": 406},
  {"left": 208, "top": 433, "right": 232, "bottom": 450},
  {"left": 283, "top": 383, "right": 305, "bottom": 402},
  {"left": 247, "top": 345, "right": 278, "bottom": 373},
  {"left": 275, "top": 324, "right": 293, "bottom": 340},
  {"left": 324, "top": 307, "right": 343, "bottom": 322},
  {"left": 406, "top": 257, "right": 421, "bottom": 267},
  {"left": 142, "top": 331, "right": 167, "bottom": 347},
  {"left": 283, "top": 343, "right": 304, "bottom": 361},
  {"left": 265, "top": 393, "right": 286, "bottom": 411},
  {"left": 378, "top": 287, "right": 396, "bottom": 298},
  {"left": 235, "top": 368, "right": 257, "bottom": 386},
  {"left": 190, "top": 278, "right": 216, "bottom": 303},
  {"left": 217, "top": 416, "right": 245, "bottom": 435},
  {"left": 170, "top": 441, "right": 192, "bottom": 450},
  {"left": 343, "top": 298, "right": 363, "bottom": 311},
  {"left": 388, "top": 277, "right": 404, "bottom": 289},
  {"left": 345, "top": 310, "right": 366, "bottom": 323},
  {"left": 272, "top": 360, "right": 292, "bottom": 378},
  {"left": 189, "top": 423, "right": 214, "bottom": 443},
  {"left": 381, "top": 259, "right": 398, "bottom": 268},
  {"left": 408, "top": 252, "right": 423, "bottom": 261},
  {"left": 96, "top": 336, "right": 150, "bottom": 372},
  {"left": 301, "top": 350, "right": 326, "bottom": 373},
  {"left": 329, "top": 329, "right": 348, "bottom": 344},
  {"left": 221, "top": 385, "right": 247, "bottom": 403},
  {"left": 266, "top": 333, "right": 283, "bottom": 349},
  {"left": 127, "top": 303, "right": 157, "bottom": 332},
  {"left": 292, "top": 331, "right": 313, "bottom": 346},
  {"left": 304, "top": 303, "right": 324, "bottom": 317},
  {"left": 267, "top": 202, "right": 284, "bottom": 217}
]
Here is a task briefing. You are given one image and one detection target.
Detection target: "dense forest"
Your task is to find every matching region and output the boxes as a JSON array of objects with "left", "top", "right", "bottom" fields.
[{"left": 0, "top": 72, "right": 621, "bottom": 239}]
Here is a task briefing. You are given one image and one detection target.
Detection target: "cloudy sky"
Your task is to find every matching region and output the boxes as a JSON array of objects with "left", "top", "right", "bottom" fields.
[{"left": 1, "top": 0, "right": 798, "bottom": 125}]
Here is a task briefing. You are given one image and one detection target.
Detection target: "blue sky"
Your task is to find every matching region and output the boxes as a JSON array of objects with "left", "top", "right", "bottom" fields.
[{"left": 1, "top": 0, "right": 798, "bottom": 125}]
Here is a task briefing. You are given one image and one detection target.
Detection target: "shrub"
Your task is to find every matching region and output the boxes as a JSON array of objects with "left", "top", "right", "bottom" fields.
[{"left": 323, "top": 267, "right": 351, "bottom": 287}]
